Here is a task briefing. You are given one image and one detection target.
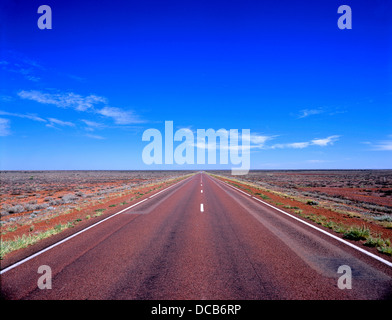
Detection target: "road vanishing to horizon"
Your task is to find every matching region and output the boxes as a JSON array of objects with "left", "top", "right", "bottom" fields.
[
  {"left": 1, "top": 0, "right": 392, "bottom": 315},
  {"left": 2, "top": 173, "right": 391, "bottom": 301}
]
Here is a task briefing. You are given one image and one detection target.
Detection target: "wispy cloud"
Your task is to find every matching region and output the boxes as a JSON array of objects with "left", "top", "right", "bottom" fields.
[
  {"left": 271, "top": 142, "right": 310, "bottom": 149},
  {"left": 47, "top": 118, "right": 75, "bottom": 127},
  {"left": 297, "top": 108, "right": 324, "bottom": 119},
  {"left": 96, "top": 106, "right": 142, "bottom": 125},
  {"left": 296, "top": 107, "right": 347, "bottom": 119},
  {"left": 85, "top": 133, "right": 105, "bottom": 140},
  {"left": 243, "top": 133, "right": 275, "bottom": 147},
  {"left": 17, "top": 90, "right": 142, "bottom": 125},
  {"left": 372, "top": 140, "right": 392, "bottom": 151},
  {"left": 361, "top": 135, "right": 392, "bottom": 151},
  {"left": 0, "top": 51, "right": 43, "bottom": 82},
  {"left": 81, "top": 119, "right": 105, "bottom": 128},
  {"left": 18, "top": 90, "right": 107, "bottom": 112},
  {"left": 0, "top": 95, "right": 13, "bottom": 102},
  {"left": 270, "top": 135, "right": 340, "bottom": 149},
  {"left": 0, "top": 110, "right": 47, "bottom": 122},
  {"left": 190, "top": 131, "right": 274, "bottom": 154},
  {"left": 311, "top": 135, "right": 340, "bottom": 146},
  {"left": 2, "top": 50, "right": 90, "bottom": 85},
  {"left": 0, "top": 118, "right": 11, "bottom": 136},
  {"left": 306, "top": 159, "right": 331, "bottom": 164},
  {"left": 189, "top": 132, "right": 339, "bottom": 152}
]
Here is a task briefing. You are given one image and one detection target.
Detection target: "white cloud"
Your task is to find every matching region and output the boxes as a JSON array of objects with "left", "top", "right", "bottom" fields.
[
  {"left": 17, "top": 90, "right": 141, "bottom": 125},
  {"left": 85, "top": 133, "right": 105, "bottom": 140},
  {"left": 243, "top": 133, "right": 274, "bottom": 147},
  {"left": 297, "top": 108, "right": 324, "bottom": 118},
  {"left": 81, "top": 119, "right": 105, "bottom": 128},
  {"left": 269, "top": 135, "right": 340, "bottom": 149},
  {"left": 188, "top": 132, "right": 273, "bottom": 156},
  {"left": 190, "top": 132, "right": 339, "bottom": 152},
  {"left": 96, "top": 106, "right": 141, "bottom": 125},
  {"left": 24, "top": 75, "right": 40, "bottom": 82},
  {"left": 271, "top": 142, "right": 310, "bottom": 149},
  {"left": 0, "top": 118, "right": 11, "bottom": 136},
  {"left": 372, "top": 140, "right": 392, "bottom": 151},
  {"left": 289, "top": 142, "right": 311, "bottom": 148},
  {"left": 0, "top": 53, "right": 43, "bottom": 82},
  {"left": 47, "top": 118, "right": 75, "bottom": 127},
  {"left": 0, "top": 95, "right": 13, "bottom": 102},
  {"left": 18, "top": 90, "right": 107, "bottom": 112},
  {"left": 311, "top": 135, "right": 340, "bottom": 146},
  {"left": 306, "top": 159, "right": 330, "bottom": 164},
  {"left": 0, "top": 110, "right": 46, "bottom": 122}
]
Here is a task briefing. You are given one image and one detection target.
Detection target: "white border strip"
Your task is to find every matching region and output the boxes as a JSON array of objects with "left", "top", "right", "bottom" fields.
[
  {"left": 0, "top": 175, "right": 194, "bottom": 275},
  {"left": 219, "top": 179, "right": 392, "bottom": 268}
]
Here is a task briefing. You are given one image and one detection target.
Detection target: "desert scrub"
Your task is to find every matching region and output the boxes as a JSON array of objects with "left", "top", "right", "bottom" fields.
[
  {"left": 61, "top": 193, "right": 78, "bottom": 204},
  {"left": 255, "top": 193, "right": 270, "bottom": 200},
  {"left": 2, "top": 226, "right": 18, "bottom": 234},
  {"left": 343, "top": 226, "right": 370, "bottom": 241},
  {"left": 0, "top": 217, "right": 87, "bottom": 259},
  {"left": 377, "top": 245, "right": 392, "bottom": 256},
  {"left": 93, "top": 208, "right": 106, "bottom": 217},
  {"left": 306, "top": 200, "right": 319, "bottom": 206},
  {"left": 0, "top": 234, "right": 37, "bottom": 259},
  {"left": 314, "top": 216, "right": 328, "bottom": 225},
  {"left": 364, "top": 236, "right": 386, "bottom": 248},
  {"left": 6, "top": 204, "right": 25, "bottom": 214},
  {"left": 0, "top": 223, "right": 68, "bottom": 259},
  {"left": 333, "top": 225, "right": 348, "bottom": 234},
  {"left": 324, "top": 221, "right": 336, "bottom": 229},
  {"left": 284, "top": 205, "right": 300, "bottom": 210},
  {"left": 372, "top": 215, "right": 392, "bottom": 222}
]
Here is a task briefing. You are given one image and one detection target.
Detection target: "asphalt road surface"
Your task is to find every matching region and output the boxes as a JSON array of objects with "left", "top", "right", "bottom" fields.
[{"left": 1, "top": 173, "right": 392, "bottom": 300}]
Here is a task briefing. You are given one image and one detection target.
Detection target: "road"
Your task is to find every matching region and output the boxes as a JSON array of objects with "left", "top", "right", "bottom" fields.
[{"left": 1, "top": 172, "right": 392, "bottom": 300}]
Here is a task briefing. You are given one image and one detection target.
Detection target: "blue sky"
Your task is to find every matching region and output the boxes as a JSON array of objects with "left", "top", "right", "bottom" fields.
[{"left": 0, "top": 0, "right": 391, "bottom": 170}]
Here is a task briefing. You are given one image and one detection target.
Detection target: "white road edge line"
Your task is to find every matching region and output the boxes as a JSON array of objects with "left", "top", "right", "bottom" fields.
[
  {"left": 224, "top": 182, "right": 252, "bottom": 197},
  {"left": 149, "top": 183, "right": 176, "bottom": 198},
  {"left": 0, "top": 175, "right": 194, "bottom": 275},
  {"left": 148, "top": 175, "right": 193, "bottom": 198},
  {"left": 0, "top": 198, "right": 147, "bottom": 275},
  {"left": 218, "top": 178, "right": 392, "bottom": 268}
]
